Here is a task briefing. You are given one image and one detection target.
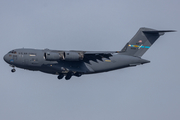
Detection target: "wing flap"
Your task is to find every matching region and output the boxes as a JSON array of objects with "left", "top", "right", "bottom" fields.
[{"left": 83, "top": 52, "right": 115, "bottom": 64}]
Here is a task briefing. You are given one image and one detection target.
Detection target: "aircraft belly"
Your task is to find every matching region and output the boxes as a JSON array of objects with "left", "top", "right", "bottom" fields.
[{"left": 40, "top": 61, "right": 90, "bottom": 75}]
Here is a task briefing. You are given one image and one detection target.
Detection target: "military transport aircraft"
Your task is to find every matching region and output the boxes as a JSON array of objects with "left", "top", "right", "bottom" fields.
[{"left": 3, "top": 27, "right": 175, "bottom": 80}]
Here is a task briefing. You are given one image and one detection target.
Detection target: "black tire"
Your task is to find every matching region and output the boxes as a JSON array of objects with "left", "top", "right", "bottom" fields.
[
  {"left": 57, "top": 74, "right": 64, "bottom": 79},
  {"left": 11, "top": 69, "right": 16, "bottom": 73},
  {"left": 65, "top": 76, "right": 71, "bottom": 80},
  {"left": 65, "top": 72, "right": 73, "bottom": 80}
]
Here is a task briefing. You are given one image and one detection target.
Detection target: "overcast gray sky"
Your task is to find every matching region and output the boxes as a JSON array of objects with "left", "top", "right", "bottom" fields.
[{"left": 0, "top": 0, "right": 180, "bottom": 120}]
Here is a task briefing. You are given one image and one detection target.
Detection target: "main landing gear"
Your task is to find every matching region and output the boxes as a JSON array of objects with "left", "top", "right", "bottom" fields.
[
  {"left": 65, "top": 72, "right": 73, "bottom": 80},
  {"left": 57, "top": 74, "right": 64, "bottom": 80},
  {"left": 57, "top": 72, "right": 75, "bottom": 80}
]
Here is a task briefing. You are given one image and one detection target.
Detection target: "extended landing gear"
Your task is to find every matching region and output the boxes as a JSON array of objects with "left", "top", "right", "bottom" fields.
[
  {"left": 57, "top": 74, "right": 64, "bottom": 80},
  {"left": 57, "top": 72, "right": 73, "bottom": 80},
  {"left": 11, "top": 69, "right": 16, "bottom": 73},
  {"left": 57, "top": 72, "right": 82, "bottom": 80},
  {"left": 74, "top": 72, "right": 82, "bottom": 77},
  {"left": 65, "top": 72, "right": 73, "bottom": 80},
  {"left": 10, "top": 65, "right": 16, "bottom": 73}
]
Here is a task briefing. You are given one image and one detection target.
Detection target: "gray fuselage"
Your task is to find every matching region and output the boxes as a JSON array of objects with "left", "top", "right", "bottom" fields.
[
  {"left": 4, "top": 27, "right": 172, "bottom": 80},
  {"left": 3, "top": 48, "right": 149, "bottom": 77}
]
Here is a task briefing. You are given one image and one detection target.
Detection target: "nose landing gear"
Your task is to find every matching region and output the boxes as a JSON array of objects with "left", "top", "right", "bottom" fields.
[
  {"left": 11, "top": 69, "right": 16, "bottom": 73},
  {"left": 10, "top": 65, "right": 16, "bottom": 73}
]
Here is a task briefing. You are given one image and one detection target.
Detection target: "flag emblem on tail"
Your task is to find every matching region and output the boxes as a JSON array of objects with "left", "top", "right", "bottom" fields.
[{"left": 138, "top": 40, "right": 142, "bottom": 43}]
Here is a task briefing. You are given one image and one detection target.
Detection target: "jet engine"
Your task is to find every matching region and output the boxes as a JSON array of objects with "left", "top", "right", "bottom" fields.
[
  {"left": 44, "top": 52, "right": 84, "bottom": 61},
  {"left": 64, "top": 52, "right": 84, "bottom": 61},
  {"left": 44, "top": 52, "right": 64, "bottom": 61}
]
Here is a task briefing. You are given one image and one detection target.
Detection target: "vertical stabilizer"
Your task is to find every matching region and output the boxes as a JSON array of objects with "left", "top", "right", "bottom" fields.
[{"left": 121, "top": 27, "right": 175, "bottom": 57}]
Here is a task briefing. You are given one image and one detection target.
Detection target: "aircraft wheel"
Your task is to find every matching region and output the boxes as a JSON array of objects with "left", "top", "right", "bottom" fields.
[
  {"left": 65, "top": 76, "right": 71, "bottom": 80},
  {"left": 65, "top": 72, "right": 73, "bottom": 80},
  {"left": 74, "top": 72, "right": 82, "bottom": 77},
  {"left": 57, "top": 74, "right": 64, "bottom": 80},
  {"left": 11, "top": 69, "right": 16, "bottom": 73}
]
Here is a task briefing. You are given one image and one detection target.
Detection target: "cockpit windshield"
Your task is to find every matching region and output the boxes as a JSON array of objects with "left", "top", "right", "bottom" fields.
[{"left": 8, "top": 50, "right": 17, "bottom": 54}]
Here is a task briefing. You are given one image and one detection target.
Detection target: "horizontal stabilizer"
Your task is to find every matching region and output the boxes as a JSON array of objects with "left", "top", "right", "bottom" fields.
[
  {"left": 143, "top": 30, "right": 176, "bottom": 35},
  {"left": 143, "top": 30, "right": 176, "bottom": 33}
]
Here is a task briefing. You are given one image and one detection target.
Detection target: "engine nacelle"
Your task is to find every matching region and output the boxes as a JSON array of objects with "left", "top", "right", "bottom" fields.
[
  {"left": 44, "top": 52, "right": 64, "bottom": 61},
  {"left": 44, "top": 51, "right": 84, "bottom": 61},
  {"left": 64, "top": 52, "right": 83, "bottom": 61}
]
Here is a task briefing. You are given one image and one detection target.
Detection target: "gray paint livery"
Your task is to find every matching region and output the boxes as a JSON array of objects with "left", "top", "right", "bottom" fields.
[{"left": 3, "top": 27, "right": 175, "bottom": 80}]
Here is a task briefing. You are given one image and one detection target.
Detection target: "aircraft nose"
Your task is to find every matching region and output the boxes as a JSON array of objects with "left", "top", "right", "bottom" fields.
[{"left": 3, "top": 54, "right": 9, "bottom": 63}]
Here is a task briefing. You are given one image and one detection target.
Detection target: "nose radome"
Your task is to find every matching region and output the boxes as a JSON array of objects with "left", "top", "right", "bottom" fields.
[{"left": 3, "top": 54, "right": 8, "bottom": 63}]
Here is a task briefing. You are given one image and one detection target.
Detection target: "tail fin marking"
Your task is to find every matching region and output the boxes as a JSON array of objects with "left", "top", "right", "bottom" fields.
[{"left": 121, "top": 27, "right": 175, "bottom": 57}]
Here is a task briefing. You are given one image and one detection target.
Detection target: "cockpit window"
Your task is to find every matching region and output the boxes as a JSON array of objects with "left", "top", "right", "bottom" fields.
[{"left": 8, "top": 50, "right": 17, "bottom": 54}]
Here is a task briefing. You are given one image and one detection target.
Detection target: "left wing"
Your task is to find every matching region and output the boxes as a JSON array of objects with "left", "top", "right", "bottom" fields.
[
  {"left": 83, "top": 51, "right": 120, "bottom": 63},
  {"left": 46, "top": 49, "right": 120, "bottom": 63}
]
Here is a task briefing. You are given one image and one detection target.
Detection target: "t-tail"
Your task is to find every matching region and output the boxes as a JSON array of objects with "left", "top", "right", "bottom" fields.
[{"left": 121, "top": 27, "right": 175, "bottom": 57}]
